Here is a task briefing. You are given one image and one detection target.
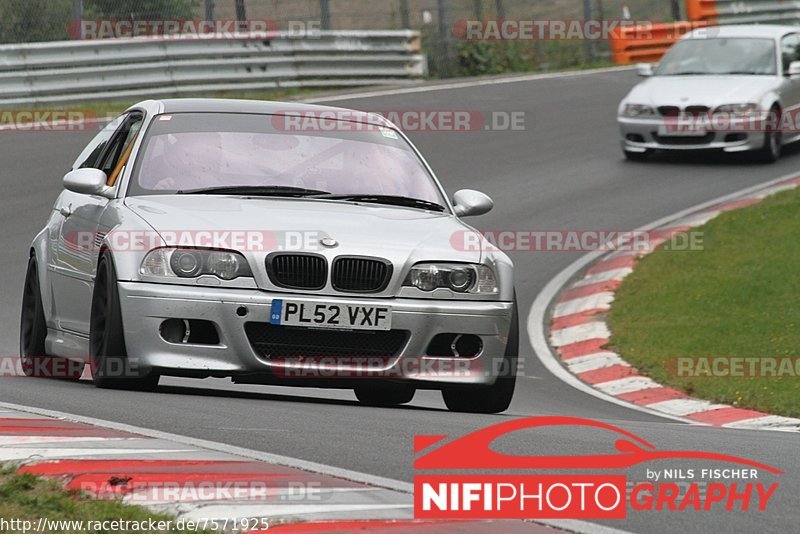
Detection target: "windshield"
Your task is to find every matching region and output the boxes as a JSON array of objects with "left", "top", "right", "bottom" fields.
[
  {"left": 655, "top": 37, "right": 777, "bottom": 76},
  {"left": 129, "top": 112, "right": 446, "bottom": 205}
]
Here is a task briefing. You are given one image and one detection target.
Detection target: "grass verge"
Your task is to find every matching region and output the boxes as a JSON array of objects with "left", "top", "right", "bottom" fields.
[
  {"left": 0, "top": 466, "right": 217, "bottom": 533},
  {"left": 608, "top": 187, "right": 800, "bottom": 418}
]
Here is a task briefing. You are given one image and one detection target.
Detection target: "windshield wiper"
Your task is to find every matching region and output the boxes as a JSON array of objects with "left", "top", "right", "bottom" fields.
[
  {"left": 312, "top": 194, "right": 447, "bottom": 212},
  {"left": 666, "top": 71, "right": 709, "bottom": 76},
  {"left": 177, "top": 185, "right": 331, "bottom": 197}
]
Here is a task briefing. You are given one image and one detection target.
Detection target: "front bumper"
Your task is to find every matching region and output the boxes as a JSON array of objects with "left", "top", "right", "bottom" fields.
[
  {"left": 118, "top": 282, "right": 514, "bottom": 388},
  {"left": 618, "top": 116, "right": 766, "bottom": 153}
]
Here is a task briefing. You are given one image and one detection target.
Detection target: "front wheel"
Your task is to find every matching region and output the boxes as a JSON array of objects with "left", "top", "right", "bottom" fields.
[
  {"left": 752, "top": 106, "right": 782, "bottom": 163},
  {"left": 90, "top": 252, "right": 159, "bottom": 390},
  {"left": 441, "top": 296, "right": 518, "bottom": 414}
]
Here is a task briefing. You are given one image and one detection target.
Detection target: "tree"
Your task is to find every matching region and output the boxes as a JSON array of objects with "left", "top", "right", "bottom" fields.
[{"left": 0, "top": 0, "right": 72, "bottom": 43}]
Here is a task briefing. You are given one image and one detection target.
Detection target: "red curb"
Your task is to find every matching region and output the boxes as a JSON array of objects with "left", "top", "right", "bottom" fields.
[
  {"left": 0, "top": 418, "right": 137, "bottom": 438},
  {"left": 558, "top": 338, "right": 610, "bottom": 359},
  {"left": 585, "top": 254, "right": 636, "bottom": 276},
  {"left": 0, "top": 418, "right": 90, "bottom": 428},
  {"left": 547, "top": 177, "right": 800, "bottom": 429},
  {"left": 0, "top": 427, "right": 132, "bottom": 437},
  {"left": 712, "top": 197, "right": 762, "bottom": 212},
  {"left": 560, "top": 279, "right": 622, "bottom": 301},
  {"left": 577, "top": 365, "right": 638, "bottom": 384},
  {"left": 19, "top": 460, "right": 307, "bottom": 476},
  {"left": 551, "top": 309, "right": 606, "bottom": 330},
  {"left": 686, "top": 407, "right": 767, "bottom": 425},
  {"left": 617, "top": 387, "right": 687, "bottom": 405}
]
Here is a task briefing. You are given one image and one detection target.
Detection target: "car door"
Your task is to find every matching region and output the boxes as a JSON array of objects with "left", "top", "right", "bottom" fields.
[
  {"left": 52, "top": 112, "right": 143, "bottom": 335},
  {"left": 779, "top": 33, "right": 800, "bottom": 127}
]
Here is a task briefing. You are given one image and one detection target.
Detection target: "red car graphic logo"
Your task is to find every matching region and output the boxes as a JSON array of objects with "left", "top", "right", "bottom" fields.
[{"left": 414, "top": 416, "right": 782, "bottom": 473}]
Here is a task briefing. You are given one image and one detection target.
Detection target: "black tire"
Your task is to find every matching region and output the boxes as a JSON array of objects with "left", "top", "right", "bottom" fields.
[
  {"left": 354, "top": 383, "right": 415, "bottom": 407},
  {"left": 752, "top": 106, "right": 782, "bottom": 164},
  {"left": 623, "top": 149, "right": 651, "bottom": 162},
  {"left": 20, "top": 256, "right": 82, "bottom": 380},
  {"left": 90, "top": 252, "right": 159, "bottom": 390},
  {"left": 442, "top": 296, "right": 519, "bottom": 414}
]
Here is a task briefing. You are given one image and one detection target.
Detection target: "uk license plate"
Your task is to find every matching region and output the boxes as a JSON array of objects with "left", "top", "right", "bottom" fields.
[
  {"left": 658, "top": 123, "right": 706, "bottom": 137},
  {"left": 269, "top": 299, "right": 392, "bottom": 331}
]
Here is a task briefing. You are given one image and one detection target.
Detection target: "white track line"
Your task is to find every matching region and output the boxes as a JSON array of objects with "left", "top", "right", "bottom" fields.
[
  {"left": 301, "top": 66, "right": 633, "bottom": 104},
  {"left": 528, "top": 169, "right": 800, "bottom": 426}
]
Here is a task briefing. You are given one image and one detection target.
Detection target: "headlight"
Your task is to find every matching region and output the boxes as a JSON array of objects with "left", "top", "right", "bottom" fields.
[
  {"left": 403, "top": 263, "right": 498, "bottom": 294},
  {"left": 715, "top": 103, "right": 759, "bottom": 114},
  {"left": 622, "top": 104, "right": 656, "bottom": 117},
  {"left": 140, "top": 248, "right": 253, "bottom": 280}
]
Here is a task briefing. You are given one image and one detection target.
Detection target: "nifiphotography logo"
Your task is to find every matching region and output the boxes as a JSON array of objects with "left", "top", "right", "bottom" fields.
[{"left": 413, "top": 417, "right": 781, "bottom": 519}]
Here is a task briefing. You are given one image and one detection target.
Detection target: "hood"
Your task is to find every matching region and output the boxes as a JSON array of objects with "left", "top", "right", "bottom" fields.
[
  {"left": 624, "top": 75, "right": 781, "bottom": 108},
  {"left": 124, "top": 195, "right": 482, "bottom": 266}
]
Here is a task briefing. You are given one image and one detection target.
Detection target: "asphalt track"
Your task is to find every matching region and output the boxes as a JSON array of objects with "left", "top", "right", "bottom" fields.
[{"left": 1, "top": 69, "right": 798, "bottom": 533}]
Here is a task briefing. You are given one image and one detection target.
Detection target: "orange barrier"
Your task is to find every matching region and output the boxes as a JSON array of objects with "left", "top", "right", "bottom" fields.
[
  {"left": 609, "top": 21, "right": 709, "bottom": 64},
  {"left": 685, "top": 0, "right": 720, "bottom": 23}
]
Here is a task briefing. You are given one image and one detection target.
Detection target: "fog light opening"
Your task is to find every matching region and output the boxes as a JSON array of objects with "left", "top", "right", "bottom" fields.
[
  {"left": 160, "top": 319, "right": 220, "bottom": 345},
  {"left": 160, "top": 319, "right": 188, "bottom": 344},
  {"left": 237, "top": 306, "right": 249, "bottom": 317},
  {"left": 451, "top": 334, "right": 483, "bottom": 358}
]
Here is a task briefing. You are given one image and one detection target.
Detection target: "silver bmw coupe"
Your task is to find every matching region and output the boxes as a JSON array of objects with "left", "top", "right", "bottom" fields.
[
  {"left": 20, "top": 99, "right": 517, "bottom": 413},
  {"left": 619, "top": 25, "right": 800, "bottom": 163}
]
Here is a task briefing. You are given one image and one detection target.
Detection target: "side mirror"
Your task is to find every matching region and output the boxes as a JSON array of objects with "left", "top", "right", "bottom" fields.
[
  {"left": 788, "top": 61, "right": 800, "bottom": 78},
  {"left": 635, "top": 63, "right": 655, "bottom": 77},
  {"left": 63, "top": 168, "right": 111, "bottom": 197},
  {"left": 452, "top": 189, "right": 493, "bottom": 217}
]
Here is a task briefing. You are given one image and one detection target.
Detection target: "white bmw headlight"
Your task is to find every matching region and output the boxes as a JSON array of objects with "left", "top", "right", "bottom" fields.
[
  {"left": 403, "top": 263, "right": 498, "bottom": 294},
  {"left": 140, "top": 248, "right": 253, "bottom": 280},
  {"left": 714, "top": 103, "right": 759, "bottom": 114},
  {"left": 622, "top": 104, "right": 656, "bottom": 117}
]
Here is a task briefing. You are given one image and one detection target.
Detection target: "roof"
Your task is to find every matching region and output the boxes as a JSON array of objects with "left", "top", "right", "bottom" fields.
[
  {"left": 142, "top": 98, "right": 393, "bottom": 128},
  {"left": 157, "top": 98, "right": 361, "bottom": 116},
  {"left": 685, "top": 24, "right": 798, "bottom": 40}
]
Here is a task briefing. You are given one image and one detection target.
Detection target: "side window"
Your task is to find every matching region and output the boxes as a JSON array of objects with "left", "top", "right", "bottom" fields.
[
  {"left": 781, "top": 34, "right": 800, "bottom": 73},
  {"left": 97, "top": 113, "right": 144, "bottom": 176},
  {"left": 72, "top": 114, "right": 127, "bottom": 170}
]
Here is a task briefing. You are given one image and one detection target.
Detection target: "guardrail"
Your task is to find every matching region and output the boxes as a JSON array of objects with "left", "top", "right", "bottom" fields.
[
  {"left": 686, "top": 0, "right": 800, "bottom": 25},
  {"left": 609, "top": 22, "right": 708, "bottom": 64},
  {"left": 0, "top": 31, "right": 426, "bottom": 106}
]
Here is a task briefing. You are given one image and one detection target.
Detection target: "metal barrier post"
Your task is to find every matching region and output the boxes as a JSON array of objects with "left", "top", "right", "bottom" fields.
[{"left": 321, "top": 0, "right": 332, "bottom": 30}]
